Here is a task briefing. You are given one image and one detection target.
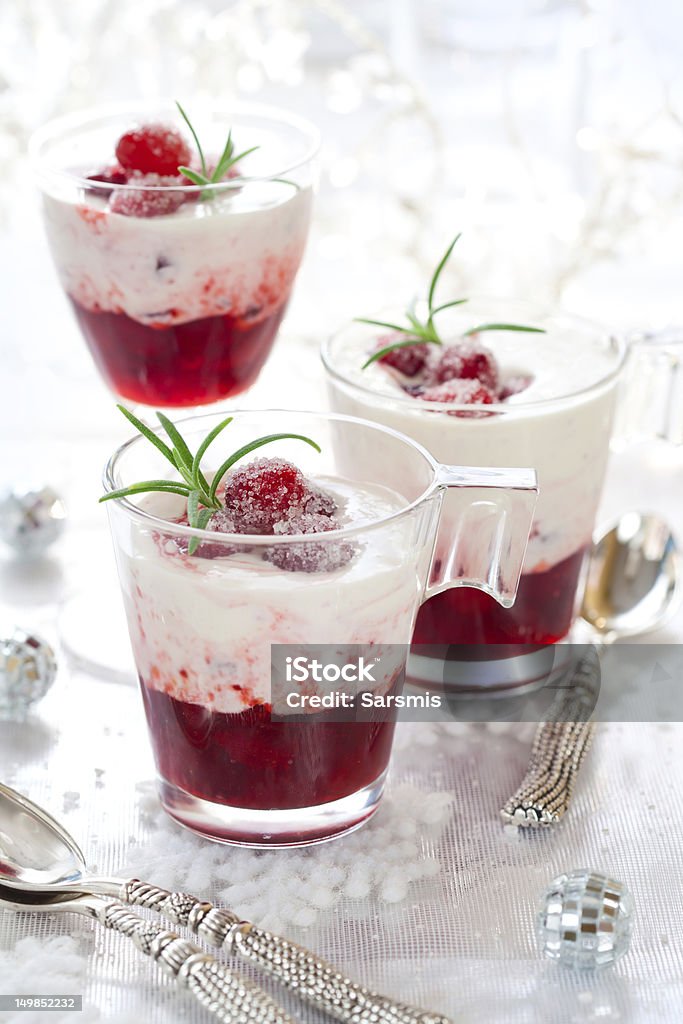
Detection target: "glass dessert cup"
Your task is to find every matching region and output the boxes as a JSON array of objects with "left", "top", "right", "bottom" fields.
[
  {"left": 103, "top": 410, "right": 537, "bottom": 846},
  {"left": 31, "top": 102, "right": 318, "bottom": 408},
  {"left": 322, "top": 300, "right": 628, "bottom": 690}
]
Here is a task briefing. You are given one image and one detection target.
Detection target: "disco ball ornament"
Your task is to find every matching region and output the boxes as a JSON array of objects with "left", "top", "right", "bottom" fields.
[
  {"left": 537, "top": 869, "right": 634, "bottom": 969},
  {"left": 0, "top": 485, "right": 66, "bottom": 556},
  {"left": 0, "top": 628, "right": 58, "bottom": 719}
]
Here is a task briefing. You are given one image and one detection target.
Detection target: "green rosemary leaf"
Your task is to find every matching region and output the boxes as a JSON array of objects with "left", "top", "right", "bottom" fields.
[
  {"left": 405, "top": 311, "right": 426, "bottom": 335},
  {"left": 157, "top": 413, "right": 212, "bottom": 498},
  {"left": 213, "top": 145, "right": 260, "bottom": 182},
  {"left": 430, "top": 298, "right": 469, "bottom": 316},
  {"left": 175, "top": 101, "right": 207, "bottom": 177},
  {"left": 187, "top": 507, "right": 214, "bottom": 556},
  {"left": 177, "top": 166, "right": 210, "bottom": 186},
  {"left": 171, "top": 447, "right": 196, "bottom": 488},
  {"left": 212, "top": 128, "right": 234, "bottom": 180},
  {"left": 187, "top": 489, "right": 200, "bottom": 526},
  {"left": 99, "top": 481, "right": 191, "bottom": 503},
  {"left": 209, "top": 433, "right": 321, "bottom": 504},
  {"left": 116, "top": 405, "right": 176, "bottom": 466},
  {"left": 463, "top": 323, "right": 546, "bottom": 336},
  {"left": 354, "top": 317, "right": 420, "bottom": 337},
  {"left": 157, "top": 414, "right": 195, "bottom": 473},
  {"left": 362, "top": 336, "right": 440, "bottom": 370},
  {"left": 191, "top": 417, "right": 233, "bottom": 491},
  {"left": 427, "top": 232, "right": 461, "bottom": 313}
]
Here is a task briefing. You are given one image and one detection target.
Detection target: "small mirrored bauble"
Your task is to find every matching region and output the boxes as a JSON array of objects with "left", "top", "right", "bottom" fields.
[
  {"left": 0, "top": 486, "right": 66, "bottom": 556},
  {"left": 537, "top": 869, "right": 634, "bottom": 969},
  {"left": 0, "top": 628, "right": 57, "bottom": 720}
]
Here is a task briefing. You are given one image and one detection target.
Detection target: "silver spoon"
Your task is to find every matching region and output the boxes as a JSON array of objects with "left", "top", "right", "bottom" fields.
[
  {"left": 0, "top": 783, "right": 450, "bottom": 1024},
  {"left": 0, "top": 877, "right": 293, "bottom": 1024},
  {"left": 501, "top": 512, "right": 681, "bottom": 826}
]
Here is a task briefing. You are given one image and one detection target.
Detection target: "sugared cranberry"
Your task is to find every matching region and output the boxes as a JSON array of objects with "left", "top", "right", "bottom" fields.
[
  {"left": 86, "top": 165, "right": 128, "bottom": 190},
  {"left": 115, "top": 123, "right": 191, "bottom": 176},
  {"left": 224, "top": 458, "right": 308, "bottom": 533},
  {"left": 499, "top": 374, "right": 533, "bottom": 400},
  {"left": 303, "top": 486, "right": 337, "bottom": 517},
  {"left": 420, "top": 378, "right": 496, "bottom": 408},
  {"left": 171, "top": 509, "right": 248, "bottom": 559},
  {"left": 109, "top": 174, "right": 185, "bottom": 218},
  {"left": 375, "top": 334, "right": 429, "bottom": 377},
  {"left": 432, "top": 340, "right": 499, "bottom": 391},
  {"left": 264, "top": 513, "right": 356, "bottom": 573}
]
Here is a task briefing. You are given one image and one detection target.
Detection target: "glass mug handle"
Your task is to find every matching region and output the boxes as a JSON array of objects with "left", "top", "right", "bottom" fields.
[
  {"left": 425, "top": 465, "right": 538, "bottom": 607},
  {"left": 613, "top": 330, "right": 683, "bottom": 447}
]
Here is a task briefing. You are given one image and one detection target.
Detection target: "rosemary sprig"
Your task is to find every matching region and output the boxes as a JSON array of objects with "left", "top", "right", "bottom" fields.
[
  {"left": 175, "top": 101, "right": 260, "bottom": 198},
  {"left": 100, "top": 406, "right": 321, "bottom": 555},
  {"left": 359, "top": 233, "right": 545, "bottom": 369}
]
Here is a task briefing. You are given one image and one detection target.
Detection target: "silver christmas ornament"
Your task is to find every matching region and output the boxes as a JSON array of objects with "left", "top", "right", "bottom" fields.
[
  {"left": 0, "top": 486, "right": 66, "bottom": 555},
  {"left": 537, "top": 869, "right": 634, "bottom": 969},
  {"left": 0, "top": 628, "right": 57, "bottom": 719}
]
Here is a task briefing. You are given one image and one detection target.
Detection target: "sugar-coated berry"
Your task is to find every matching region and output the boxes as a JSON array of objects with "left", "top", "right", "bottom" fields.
[
  {"left": 303, "top": 487, "right": 337, "bottom": 517},
  {"left": 115, "top": 123, "right": 191, "bottom": 176},
  {"left": 108, "top": 173, "right": 185, "bottom": 218},
  {"left": 264, "top": 513, "right": 356, "bottom": 573},
  {"left": 86, "top": 165, "right": 128, "bottom": 188},
  {"left": 375, "top": 334, "right": 430, "bottom": 377},
  {"left": 432, "top": 340, "right": 499, "bottom": 391},
  {"left": 224, "top": 457, "right": 308, "bottom": 533},
  {"left": 420, "top": 378, "right": 496, "bottom": 407},
  {"left": 170, "top": 508, "right": 248, "bottom": 559}
]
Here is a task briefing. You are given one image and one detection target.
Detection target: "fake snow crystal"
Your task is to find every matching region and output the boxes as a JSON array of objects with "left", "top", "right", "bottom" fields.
[{"left": 126, "top": 781, "right": 454, "bottom": 932}]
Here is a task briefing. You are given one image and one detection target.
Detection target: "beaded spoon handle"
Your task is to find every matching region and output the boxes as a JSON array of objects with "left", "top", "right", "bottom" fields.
[
  {"left": 500, "top": 647, "right": 600, "bottom": 827},
  {"left": 0, "top": 783, "right": 450, "bottom": 1024},
  {"left": 0, "top": 886, "right": 294, "bottom": 1024},
  {"left": 117, "top": 879, "right": 451, "bottom": 1024}
]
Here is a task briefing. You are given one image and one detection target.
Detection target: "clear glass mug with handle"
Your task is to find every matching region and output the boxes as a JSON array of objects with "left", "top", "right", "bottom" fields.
[
  {"left": 103, "top": 409, "right": 537, "bottom": 847},
  {"left": 322, "top": 301, "right": 629, "bottom": 689}
]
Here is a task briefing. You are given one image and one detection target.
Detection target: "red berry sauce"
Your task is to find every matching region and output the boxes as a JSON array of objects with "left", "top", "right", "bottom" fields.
[
  {"left": 141, "top": 686, "right": 397, "bottom": 815},
  {"left": 412, "top": 547, "right": 586, "bottom": 648},
  {"left": 71, "top": 299, "right": 289, "bottom": 406}
]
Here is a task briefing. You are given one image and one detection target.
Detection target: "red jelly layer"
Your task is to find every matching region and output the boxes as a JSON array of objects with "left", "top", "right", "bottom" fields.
[
  {"left": 70, "top": 299, "right": 287, "bottom": 406},
  {"left": 412, "top": 547, "right": 586, "bottom": 647},
  {"left": 140, "top": 685, "right": 396, "bottom": 810}
]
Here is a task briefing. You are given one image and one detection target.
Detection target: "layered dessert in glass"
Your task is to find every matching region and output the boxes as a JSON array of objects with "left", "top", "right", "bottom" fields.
[
  {"left": 103, "top": 409, "right": 536, "bottom": 843},
  {"left": 32, "top": 103, "right": 317, "bottom": 406},
  {"left": 104, "top": 411, "right": 433, "bottom": 846},
  {"left": 323, "top": 299, "right": 626, "bottom": 663}
]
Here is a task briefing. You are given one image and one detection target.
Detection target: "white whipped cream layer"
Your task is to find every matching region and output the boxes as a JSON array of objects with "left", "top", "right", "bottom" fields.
[
  {"left": 325, "top": 319, "right": 623, "bottom": 573},
  {"left": 112, "top": 478, "right": 426, "bottom": 714},
  {"left": 41, "top": 183, "right": 313, "bottom": 327}
]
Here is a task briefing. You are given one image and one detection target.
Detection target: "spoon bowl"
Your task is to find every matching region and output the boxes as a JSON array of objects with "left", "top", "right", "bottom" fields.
[
  {"left": 0, "top": 785, "right": 88, "bottom": 890},
  {"left": 581, "top": 512, "right": 680, "bottom": 638}
]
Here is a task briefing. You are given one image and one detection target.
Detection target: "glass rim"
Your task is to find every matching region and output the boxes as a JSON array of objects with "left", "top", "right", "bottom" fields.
[
  {"left": 30, "top": 99, "right": 321, "bottom": 194},
  {"left": 321, "top": 301, "right": 628, "bottom": 413},
  {"left": 102, "top": 408, "right": 442, "bottom": 545}
]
